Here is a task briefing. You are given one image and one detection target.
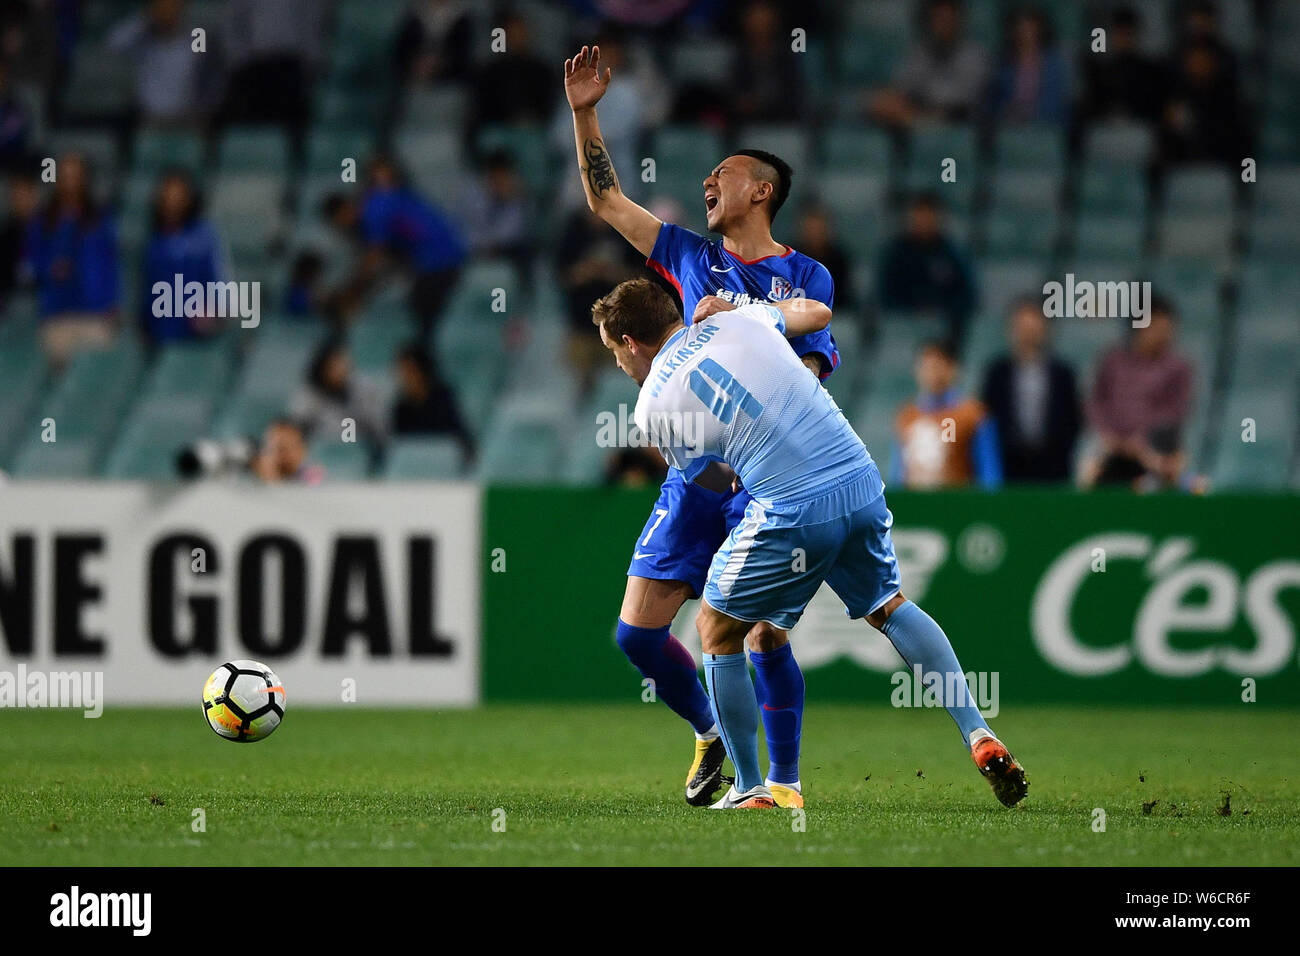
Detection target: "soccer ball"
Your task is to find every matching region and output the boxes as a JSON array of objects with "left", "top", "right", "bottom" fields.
[{"left": 202, "top": 660, "right": 286, "bottom": 742}]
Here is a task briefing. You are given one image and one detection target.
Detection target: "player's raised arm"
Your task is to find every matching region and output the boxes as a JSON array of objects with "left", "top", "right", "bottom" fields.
[
  {"left": 769, "top": 296, "right": 831, "bottom": 337},
  {"left": 693, "top": 294, "right": 831, "bottom": 337},
  {"left": 565, "top": 45, "right": 662, "bottom": 257}
]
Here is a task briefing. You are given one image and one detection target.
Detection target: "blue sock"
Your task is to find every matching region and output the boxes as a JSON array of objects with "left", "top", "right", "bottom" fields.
[
  {"left": 616, "top": 620, "right": 716, "bottom": 735},
  {"left": 703, "top": 652, "right": 763, "bottom": 793},
  {"left": 882, "top": 601, "right": 989, "bottom": 744},
  {"left": 750, "top": 643, "right": 803, "bottom": 784}
]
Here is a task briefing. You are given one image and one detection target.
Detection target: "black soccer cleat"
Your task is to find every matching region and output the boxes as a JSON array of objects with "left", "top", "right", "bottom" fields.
[{"left": 685, "top": 737, "right": 727, "bottom": 807}]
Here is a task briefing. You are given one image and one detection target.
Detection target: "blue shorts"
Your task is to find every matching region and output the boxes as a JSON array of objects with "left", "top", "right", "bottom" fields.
[
  {"left": 627, "top": 469, "right": 750, "bottom": 597},
  {"left": 702, "top": 467, "right": 901, "bottom": 630}
]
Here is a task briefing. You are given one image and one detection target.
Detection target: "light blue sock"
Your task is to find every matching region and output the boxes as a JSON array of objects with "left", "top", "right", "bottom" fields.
[
  {"left": 882, "top": 600, "right": 989, "bottom": 744},
  {"left": 703, "top": 652, "right": 763, "bottom": 793}
]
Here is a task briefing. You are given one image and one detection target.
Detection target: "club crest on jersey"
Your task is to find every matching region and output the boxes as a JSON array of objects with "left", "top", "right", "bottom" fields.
[{"left": 769, "top": 276, "right": 794, "bottom": 300}]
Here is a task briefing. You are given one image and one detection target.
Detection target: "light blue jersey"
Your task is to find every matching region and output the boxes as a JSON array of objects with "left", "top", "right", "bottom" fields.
[
  {"left": 633, "top": 303, "right": 882, "bottom": 510},
  {"left": 633, "top": 303, "right": 899, "bottom": 629}
]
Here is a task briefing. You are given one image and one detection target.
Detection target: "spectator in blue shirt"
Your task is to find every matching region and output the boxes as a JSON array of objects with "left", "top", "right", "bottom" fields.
[
  {"left": 323, "top": 153, "right": 466, "bottom": 337},
  {"left": 25, "top": 153, "right": 120, "bottom": 371},
  {"left": 140, "top": 169, "right": 228, "bottom": 345}
]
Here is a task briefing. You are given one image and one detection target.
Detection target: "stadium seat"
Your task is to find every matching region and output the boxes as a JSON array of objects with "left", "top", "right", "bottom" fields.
[
  {"left": 1079, "top": 164, "right": 1148, "bottom": 216},
  {"left": 652, "top": 127, "right": 725, "bottom": 173},
  {"left": 1085, "top": 121, "right": 1156, "bottom": 167},
  {"left": 994, "top": 125, "right": 1068, "bottom": 174},
  {"left": 1154, "top": 215, "right": 1234, "bottom": 269},
  {"left": 1072, "top": 211, "right": 1145, "bottom": 260},
  {"left": 476, "top": 125, "right": 553, "bottom": 194},
  {"left": 477, "top": 398, "right": 567, "bottom": 483},
  {"left": 822, "top": 128, "right": 893, "bottom": 173},
  {"left": 737, "top": 125, "right": 811, "bottom": 180},
  {"left": 216, "top": 128, "right": 292, "bottom": 173},
  {"left": 1210, "top": 388, "right": 1298, "bottom": 489},
  {"left": 0, "top": 337, "right": 48, "bottom": 470},
  {"left": 906, "top": 123, "right": 978, "bottom": 184},
  {"left": 132, "top": 130, "right": 204, "bottom": 176},
  {"left": 982, "top": 208, "right": 1061, "bottom": 259},
  {"left": 1163, "top": 167, "right": 1236, "bottom": 218},
  {"left": 668, "top": 39, "right": 734, "bottom": 86},
  {"left": 311, "top": 439, "right": 374, "bottom": 480},
  {"left": 991, "top": 168, "right": 1063, "bottom": 212},
  {"left": 10, "top": 437, "right": 100, "bottom": 479},
  {"left": 60, "top": 44, "right": 134, "bottom": 121},
  {"left": 384, "top": 437, "right": 466, "bottom": 480}
]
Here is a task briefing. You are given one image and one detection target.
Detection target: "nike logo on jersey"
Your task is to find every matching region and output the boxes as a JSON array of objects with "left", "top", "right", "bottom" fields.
[
  {"left": 634, "top": 551, "right": 656, "bottom": 560},
  {"left": 709, "top": 264, "right": 734, "bottom": 273}
]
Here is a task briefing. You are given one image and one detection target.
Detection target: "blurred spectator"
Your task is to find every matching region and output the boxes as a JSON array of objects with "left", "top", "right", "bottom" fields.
[
  {"left": 108, "top": 0, "right": 213, "bottom": 126},
  {"left": 458, "top": 148, "right": 532, "bottom": 272},
  {"left": 868, "top": 0, "right": 990, "bottom": 127},
  {"left": 606, "top": 446, "right": 668, "bottom": 488},
  {"left": 877, "top": 192, "right": 977, "bottom": 343},
  {"left": 252, "top": 417, "right": 324, "bottom": 484},
  {"left": 794, "top": 203, "right": 854, "bottom": 311},
  {"left": 290, "top": 336, "right": 388, "bottom": 448},
  {"left": 891, "top": 339, "right": 1002, "bottom": 489},
  {"left": 980, "top": 297, "right": 1082, "bottom": 483},
  {"left": 989, "top": 4, "right": 1069, "bottom": 126},
  {"left": 322, "top": 154, "right": 466, "bottom": 336},
  {"left": 728, "top": 0, "right": 805, "bottom": 124},
  {"left": 25, "top": 153, "right": 120, "bottom": 371},
  {"left": 1175, "top": 0, "right": 1239, "bottom": 83},
  {"left": 391, "top": 343, "right": 476, "bottom": 462},
  {"left": 473, "top": 13, "right": 553, "bottom": 128},
  {"left": 558, "top": 204, "right": 644, "bottom": 391},
  {"left": 0, "top": 172, "right": 38, "bottom": 306},
  {"left": 1075, "top": 6, "right": 1165, "bottom": 127},
  {"left": 1084, "top": 296, "right": 1194, "bottom": 489},
  {"left": 140, "top": 169, "right": 227, "bottom": 345},
  {"left": 1, "top": 0, "right": 60, "bottom": 98},
  {"left": 394, "top": 0, "right": 473, "bottom": 86},
  {"left": 0, "top": 60, "right": 34, "bottom": 172},
  {"left": 215, "top": 0, "right": 326, "bottom": 155},
  {"left": 283, "top": 250, "right": 325, "bottom": 317},
  {"left": 1158, "top": 34, "right": 1250, "bottom": 168}
]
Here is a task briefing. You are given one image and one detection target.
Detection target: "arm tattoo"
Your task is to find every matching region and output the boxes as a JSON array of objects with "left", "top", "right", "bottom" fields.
[{"left": 583, "top": 138, "right": 619, "bottom": 197}]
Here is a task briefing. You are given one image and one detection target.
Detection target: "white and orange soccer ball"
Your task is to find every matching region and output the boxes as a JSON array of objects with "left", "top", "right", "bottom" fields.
[{"left": 202, "top": 660, "right": 286, "bottom": 742}]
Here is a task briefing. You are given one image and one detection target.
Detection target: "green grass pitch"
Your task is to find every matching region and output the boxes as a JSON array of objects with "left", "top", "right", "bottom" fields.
[{"left": 2, "top": 704, "right": 1297, "bottom": 866}]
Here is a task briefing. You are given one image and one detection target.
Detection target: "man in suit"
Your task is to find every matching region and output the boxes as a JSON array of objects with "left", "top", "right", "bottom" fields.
[{"left": 981, "top": 297, "right": 1082, "bottom": 483}]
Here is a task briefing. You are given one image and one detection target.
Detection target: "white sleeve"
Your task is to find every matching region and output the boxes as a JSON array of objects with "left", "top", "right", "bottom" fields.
[{"left": 731, "top": 302, "right": 786, "bottom": 334}]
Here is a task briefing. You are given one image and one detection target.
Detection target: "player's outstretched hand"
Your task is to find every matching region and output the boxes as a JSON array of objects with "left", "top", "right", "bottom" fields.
[
  {"left": 565, "top": 45, "right": 611, "bottom": 112},
  {"left": 692, "top": 295, "right": 736, "bottom": 324}
]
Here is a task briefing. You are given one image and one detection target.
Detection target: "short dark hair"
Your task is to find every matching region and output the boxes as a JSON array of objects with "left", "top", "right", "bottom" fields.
[
  {"left": 592, "top": 278, "right": 681, "bottom": 346},
  {"left": 1149, "top": 292, "right": 1177, "bottom": 320},
  {"left": 919, "top": 337, "right": 960, "bottom": 363},
  {"left": 397, "top": 342, "right": 436, "bottom": 381},
  {"left": 734, "top": 148, "right": 793, "bottom": 223},
  {"left": 321, "top": 192, "right": 351, "bottom": 220}
]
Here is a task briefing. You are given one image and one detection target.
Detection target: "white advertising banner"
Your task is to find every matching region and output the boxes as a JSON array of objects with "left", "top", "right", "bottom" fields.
[{"left": 0, "top": 482, "right": 481, "bottom": 706}]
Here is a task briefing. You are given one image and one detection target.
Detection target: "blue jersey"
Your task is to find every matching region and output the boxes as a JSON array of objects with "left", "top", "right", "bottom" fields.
[
  {"left": 634, "top": 304, "right": 880, "bottom": 510},
  {"left": 361, "top": 187, "right": 466, "bottom": 273},
  {"left": 646, "top": 223, "right": 841, "bottom": 380}
]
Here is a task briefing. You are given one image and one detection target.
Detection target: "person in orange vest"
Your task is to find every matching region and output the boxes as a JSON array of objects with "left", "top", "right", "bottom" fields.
[{"left": 891, "top": 339, "right": 1003, "bottom": 489}]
